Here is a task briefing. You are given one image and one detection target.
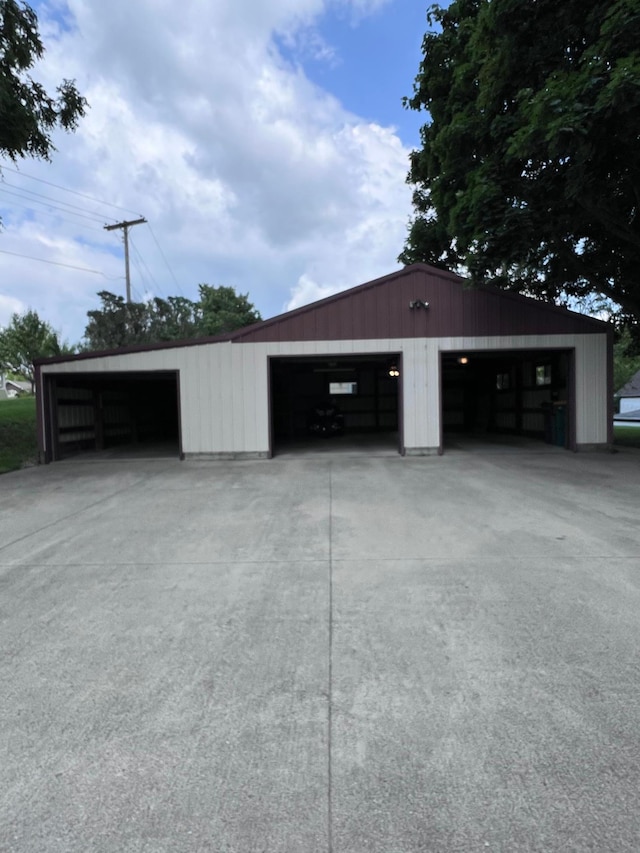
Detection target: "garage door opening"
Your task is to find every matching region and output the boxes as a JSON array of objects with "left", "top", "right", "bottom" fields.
[
  {"left": 43, "top": 371, "right": 181, "bottom": 461},
  {"left": 441, "top": 350, "right": 575, "bottom": 451},
  {"left": 269, "top": 355, "right": 402, "bottom": 456}
]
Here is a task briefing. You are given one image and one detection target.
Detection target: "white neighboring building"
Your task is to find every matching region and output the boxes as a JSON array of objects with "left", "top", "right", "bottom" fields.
[
  {"left": 0, "top": 375, "right": 32, "bottom": 398},
  {"left": 616, "top": 369, "right": 640, "bottom": 415}
]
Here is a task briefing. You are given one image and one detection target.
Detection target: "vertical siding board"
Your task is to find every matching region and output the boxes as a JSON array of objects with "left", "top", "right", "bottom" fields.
[
  {"left": 216, "top": 345, "right": 231, "bottom": 451},
  {"left": 200, "top": 346, "right": 212, "bottom": 453},
  {"left": 426, "top": 339, "right": 441, "bottom": 448},
  {"left": 241, "top": 346, "right": 253, "bottom": 451},
  {"left": 199, "top": 346, "right": 214, "bottom": 452},
  {"left": 255, "top": 344, "right": 270, "bottom": 452},
  {"left": 575, "top": 334, "right": 608, "bottom": 444},
  {"left": 180, "top": 348, "right": 193, "bottom": 452},
  {"left": 191, "top": 345, "right": 207, "bottom": 453},
  {"left": 191, "top": 346, "right": 203, "bottom": 454}
]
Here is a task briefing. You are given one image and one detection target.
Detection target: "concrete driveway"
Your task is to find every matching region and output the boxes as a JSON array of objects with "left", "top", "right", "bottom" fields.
[{"left": 1, "top": 448, "right": 639, "bottom": 852}]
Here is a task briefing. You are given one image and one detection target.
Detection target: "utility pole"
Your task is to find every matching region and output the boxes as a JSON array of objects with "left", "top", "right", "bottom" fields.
[{"left": 104, "top": 218, "right": 147, "bottom": 303}]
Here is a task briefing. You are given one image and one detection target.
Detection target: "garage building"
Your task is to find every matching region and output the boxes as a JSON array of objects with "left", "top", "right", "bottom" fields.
[{"left": 36, "top": 264, "right": 613, "bottom": 462}]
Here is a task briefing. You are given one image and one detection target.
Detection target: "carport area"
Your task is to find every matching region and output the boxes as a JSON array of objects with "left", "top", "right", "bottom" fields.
[
  {"left": 41, "top": 371, "right": 181, "bottom": 461},
  {"left": 442, "top": 348, "right": 573, "bottom": 450},
  {"left": 270, "top": 354, "right": 401, "bottom": 456},
  {"left": 1, "top": 450, "right": 640, "bottom": 851}
]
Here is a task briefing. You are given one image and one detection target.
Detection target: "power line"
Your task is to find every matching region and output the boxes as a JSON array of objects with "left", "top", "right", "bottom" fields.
[
  {"left": 0, "top": 186, "right": 109, "bottom": 230},
  {"left": 2, "top": 167, "right": 186, "bottom": 302},
  {"left": 0, "top": 164, "right": 144, "bottom": 216},
  {"left": 1, "top": 170, "right": 185, "bottom": 304},
  {"left": 0, "top": 180, "right": 117, "bottom": 223},
  {"left": 130, "top": 234, "right": 166, "bottom": 298},
  {"left": 146, "top": 222, "right": 184, "bottom": 296},
  {"left": 0, "top": 194, "right": 106, "bottom": 234},
  {"left": 0, "top": 247, "right": 122, "bottom": 278},
  {"left": 129, "top": 251, "right": 151, "bottom": 294}
]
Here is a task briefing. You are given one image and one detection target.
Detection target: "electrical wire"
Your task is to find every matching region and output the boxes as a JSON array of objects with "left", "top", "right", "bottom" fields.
[
  {"left": 0, "top": 180, "right": 117, "bottom": 223},
  {"left": 0, "top": 194, "right": 107, "bottom": 234},
  {"left": 0, "top": 164, "right": 144, "bottom": 217},
  {"left": 0, "top": 169, "right": 183, "bottom": 303},
  {"left": 129, "top": 234, "right": 166, "bottom": 298},
  {"left": 0, "top": 247, "right": 123, "bottom": 278},
  {"left": 129, "top": 253, "right": 151, "bottom": 295},
  {"left": 146, "top": 222, "right": 184, "bottom": 296}
]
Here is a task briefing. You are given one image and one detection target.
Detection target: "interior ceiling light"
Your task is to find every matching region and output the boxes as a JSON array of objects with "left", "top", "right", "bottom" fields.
[
  {"left": 458, "top": 356, "right": 469, "bottom": 365},
  {"left": 388, "top": 365, "right": 400, "bottom": 378}
]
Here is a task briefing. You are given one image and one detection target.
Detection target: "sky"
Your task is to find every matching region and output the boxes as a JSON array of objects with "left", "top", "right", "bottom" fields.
[{"left": 0, "top": 0, "right": 431, "bottom": 345}]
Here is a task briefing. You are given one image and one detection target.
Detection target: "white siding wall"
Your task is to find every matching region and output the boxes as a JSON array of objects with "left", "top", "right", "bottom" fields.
[
  {"left": 573, "top": 333, "right": 609, "bottom": 444},
  {"left": 41, "top": 332, "right": 610, "bottom": 455}
]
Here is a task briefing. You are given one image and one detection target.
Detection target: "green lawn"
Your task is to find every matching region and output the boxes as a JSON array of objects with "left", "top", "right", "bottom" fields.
[
  {"left": 0, "top": 396, "right": 38, "bottom": 475},
  {"left": 613, "top": 423, "right": 640, "bottom": 448}
]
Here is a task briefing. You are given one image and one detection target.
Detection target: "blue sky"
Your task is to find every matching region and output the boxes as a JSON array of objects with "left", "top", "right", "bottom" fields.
[
  {"left": 281, "top": 2, "right": 428, "bottom": 147},
  {"left": 0, "top": 0, "right": 434, "bottom": 344}
]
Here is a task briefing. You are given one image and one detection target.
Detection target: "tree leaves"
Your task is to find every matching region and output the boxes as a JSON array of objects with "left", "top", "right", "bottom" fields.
[
  {"left": 0, "top": 0, "right": 87, "bottom": 164},
  {"left": 0, "top": 310, "right": 70, "bottom": 390},
  {"left": 83, "top": 286, "right": 262, "bottom": 351},
  {"left": 401, "top": 0, "right": 640, "bottom": 322}
]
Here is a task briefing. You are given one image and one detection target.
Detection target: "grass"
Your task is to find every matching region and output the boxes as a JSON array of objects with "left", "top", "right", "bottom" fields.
[
  {"left": 613, "top": 423, "right": 640, "bottom": 449},
  {"left": 0, "top": 396, "right": 38, "bottom": 475}
]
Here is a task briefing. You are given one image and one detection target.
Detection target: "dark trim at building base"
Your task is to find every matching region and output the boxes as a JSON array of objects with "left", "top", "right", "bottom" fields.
[{"left": 183, "top": 451, "right": 270, "bottom": 460}]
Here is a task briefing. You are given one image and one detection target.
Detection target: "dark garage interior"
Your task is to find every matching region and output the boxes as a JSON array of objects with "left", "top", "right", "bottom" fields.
[
  {"left": 43, "top": 372, "right": 180, "bottom": 461},
  {"left": 441, "top": 350, "right": 573, "bottom": 449},
  {"left": 270, "top": 355, "right": 401, "bottom": 455}
]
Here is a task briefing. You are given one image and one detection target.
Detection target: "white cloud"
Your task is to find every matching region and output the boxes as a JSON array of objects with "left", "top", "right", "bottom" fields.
[
  {"left": 0, "top": 294, "right": 27, "bottom": 328},
  {"left": 0, "top": 0, "right": 411, "bottom": 342}
]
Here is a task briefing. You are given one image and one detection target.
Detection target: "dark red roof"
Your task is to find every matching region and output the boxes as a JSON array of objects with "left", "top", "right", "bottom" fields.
[
  {"left": 36, "top": 264, "right": 608, "bottom": 366},
  {"left": 230, "top": 264, "right": 608, "bottom": 343}
]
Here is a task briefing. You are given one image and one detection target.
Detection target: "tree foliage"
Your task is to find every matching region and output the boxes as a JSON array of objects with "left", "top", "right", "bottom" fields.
[
  {"left": 0, "top": 0, "right": 87, "bottom": 163},
  {"left": 83, "top": 285, "right": 261, "bottom": 351},
  {"left": 401, "top": 0, "right": 640, "bottom": 322},
  {"left": 0, "top": 309, "right": 73, "bottom": 390},
  {"left": 197, "top": 284, "right": 261, "bottom": 336}
]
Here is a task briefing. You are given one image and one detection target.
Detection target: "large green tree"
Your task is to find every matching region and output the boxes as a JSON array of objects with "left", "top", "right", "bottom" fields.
[
  {"left": 197, "top": 284, "right": 261, "bottom": 336},
  {"left": 401, "top": 0, "right": 640, "bottom": 322},
  {"left": 83, "top": 292, "right": 201, "bottom": 351},
  {"left": 83, "top": 286, "right": 261, "bottom": 351},
  {"left": 0, "top": 0, "right": 86, "bottom": 169},
  {"left": 0, "top": 309, "right": 73, "bottom": 390}
]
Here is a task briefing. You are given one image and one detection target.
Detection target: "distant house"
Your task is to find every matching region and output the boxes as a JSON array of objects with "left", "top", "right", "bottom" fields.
[
  {"left": 616, "top": 369, "right": 640, "bottom": 415},
  {"left": 3, "top": 378, "right": 32, "bottom": 398}
]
